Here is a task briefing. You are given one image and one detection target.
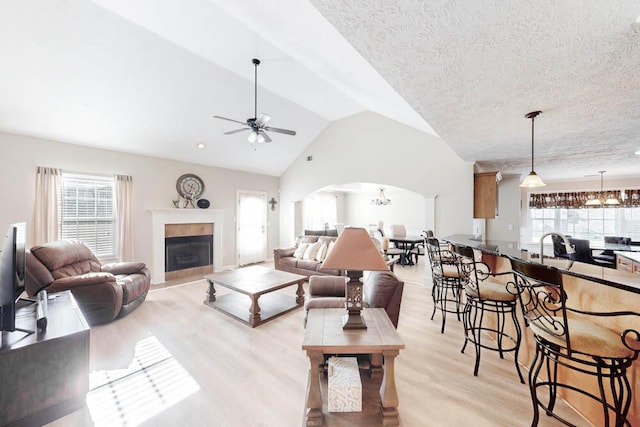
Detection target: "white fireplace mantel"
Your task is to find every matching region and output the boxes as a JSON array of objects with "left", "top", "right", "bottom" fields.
[{"left": 149, "top": 208, "right": 226, "bottom": 284}]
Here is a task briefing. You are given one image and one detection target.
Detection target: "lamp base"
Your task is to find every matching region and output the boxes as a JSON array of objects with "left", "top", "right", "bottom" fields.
[{"left": 342, "top": 311, "right": 367, "bottom": 329}]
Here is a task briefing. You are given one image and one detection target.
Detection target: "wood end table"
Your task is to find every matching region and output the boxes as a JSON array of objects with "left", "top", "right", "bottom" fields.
[{"left": 302, "top": 308, "right": 405, "bottom": 426}]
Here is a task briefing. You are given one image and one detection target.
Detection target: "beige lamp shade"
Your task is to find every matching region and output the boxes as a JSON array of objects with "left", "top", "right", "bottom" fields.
[{"left": 321, "top": 227, "right": 389, "bottom": 271}]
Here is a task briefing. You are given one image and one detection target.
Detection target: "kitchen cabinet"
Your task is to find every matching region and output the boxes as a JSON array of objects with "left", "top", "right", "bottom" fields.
[{"left": 474, "top": 172, "right": 498, "bottom": 219}]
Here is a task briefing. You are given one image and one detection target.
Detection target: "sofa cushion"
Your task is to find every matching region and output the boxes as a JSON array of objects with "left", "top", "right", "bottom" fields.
[
  {"left": 297, "top": 259, "right": 320, "bottom": 271},
  {"left": 296, "top": 235, "right": 319, "bottom": 246},
  {"left": 364, "top": 271, "right": 397, "bottom": 308},
  {"left": 317, "top": 236, "right": 337, "bottom": 246},
  {"left": 278, "top": 257, "right": 298, "bottom": 268},
  {"left": 309, "top": 276, "right": 347, "bottom": 297}
]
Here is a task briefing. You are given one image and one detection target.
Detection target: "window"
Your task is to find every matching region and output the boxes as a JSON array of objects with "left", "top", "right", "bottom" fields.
[
  {"left": 528, "top": 207, "right": 639, "bottom": 243},
  {"left": 304, "top": 194, "right": 337, "bottom": 230},
  {"left": 59, "top": 173, "right": 117, "bottom": 258}
]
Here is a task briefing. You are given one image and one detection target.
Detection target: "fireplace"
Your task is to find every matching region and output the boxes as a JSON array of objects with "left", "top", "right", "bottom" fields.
[
  {"left": 165, "top": 235, "right": 213, "bottom": 272},
  {"left": 149, "top": 209, "right": 225, "bottom": 284}
]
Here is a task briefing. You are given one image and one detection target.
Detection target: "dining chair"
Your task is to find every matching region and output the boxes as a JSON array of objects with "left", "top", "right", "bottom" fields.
[
  {"left": 510, "top": 258, "right": 640, "bottom": 427},
  {"left": 452, "top": 244, "right": 523, "bottom": 383}
]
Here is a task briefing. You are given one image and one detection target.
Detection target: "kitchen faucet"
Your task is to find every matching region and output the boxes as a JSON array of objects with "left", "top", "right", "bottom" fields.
[{"left": 539, "top": 232, "right": 576, "bottom": 265}]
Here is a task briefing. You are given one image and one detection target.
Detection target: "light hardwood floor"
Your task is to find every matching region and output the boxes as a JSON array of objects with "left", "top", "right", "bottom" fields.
[{"left": 49, "top": 260, "right": 587, "bottom": 427}]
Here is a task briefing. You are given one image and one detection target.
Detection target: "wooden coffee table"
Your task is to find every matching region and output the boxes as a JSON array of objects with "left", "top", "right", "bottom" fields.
[{"left": 203, "top": 265, "right": 306, "bottom": 327}]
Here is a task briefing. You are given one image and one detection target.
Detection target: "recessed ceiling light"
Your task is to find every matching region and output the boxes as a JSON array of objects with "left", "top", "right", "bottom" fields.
[{"left": 196, "top": 143, "right": 206, "bottom": 149}]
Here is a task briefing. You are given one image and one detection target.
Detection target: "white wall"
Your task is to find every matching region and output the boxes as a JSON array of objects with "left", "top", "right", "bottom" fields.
[
  {"left": 279, "top": 111, "right": 474, "bottom": 245},
  {"left": 486, "top": 175, "right": 521, "bottom": 241},
  {"left": 343, "top": 188, "right": 427, "bottom": 235},
  {"left": 0, "top": 131, "right": 280, "bottom": 280}
]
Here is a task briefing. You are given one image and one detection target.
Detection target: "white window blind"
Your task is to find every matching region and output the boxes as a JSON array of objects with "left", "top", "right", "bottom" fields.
[{"left": 59, "top": 173, "right": 117, "bottom": 258}]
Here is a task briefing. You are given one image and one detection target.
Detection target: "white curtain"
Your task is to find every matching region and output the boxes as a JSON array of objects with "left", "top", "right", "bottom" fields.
[
  {"left": 33, "top": 166, "right": 61, "bottom": 245},
  {"left": 115, "top": 174, "right": 134, "bottom": 261}
]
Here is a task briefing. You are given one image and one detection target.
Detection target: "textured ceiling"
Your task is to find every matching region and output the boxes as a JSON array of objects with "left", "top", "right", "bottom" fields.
[
  {"left": 311, "top": 0, "right": 640, "bottom": 181},
  {"left": 1, "top": 0, "right": 640, "bottom": 181}
]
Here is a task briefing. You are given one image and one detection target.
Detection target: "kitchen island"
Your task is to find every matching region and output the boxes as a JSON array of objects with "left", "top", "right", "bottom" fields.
[{"left": 444, "top": 234, "right": 640, "bottom": 426}]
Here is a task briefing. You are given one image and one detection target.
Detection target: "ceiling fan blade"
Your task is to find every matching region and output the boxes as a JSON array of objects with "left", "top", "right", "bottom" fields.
[
  {"left": 264, "top": 126, "right": 296, "bottom": 136},
  {"left": 255, "top": 113, "right": 271, "bottom": 127},
  {"left": 259, "top": 130, "right": 272, "bottom": 143},
  {"left": 213, "top": 115, "right": 247, "bottom": 125},
  {"left": 224, "top": 128, "right": 250, "bottom": 135}
]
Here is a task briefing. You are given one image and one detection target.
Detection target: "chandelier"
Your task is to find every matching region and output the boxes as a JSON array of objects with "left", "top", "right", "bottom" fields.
[{"left": 372, "top": 188, "right": 391, "bottom": 206}]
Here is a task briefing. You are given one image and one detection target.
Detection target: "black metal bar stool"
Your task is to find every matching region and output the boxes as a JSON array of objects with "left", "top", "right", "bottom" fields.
[
  {"left": 425, "top": 236, "right": 464, "bottom": 333},
  {"left": 510, "top": 258, "right": 640, "bottom": 427},
  {"left": 452, "top": 244, "right": 524, "bottom": 383}
]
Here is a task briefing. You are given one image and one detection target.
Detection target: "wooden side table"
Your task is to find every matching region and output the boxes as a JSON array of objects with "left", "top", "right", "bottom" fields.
[{"left": 302, "top": 308, "right": 405, "bottom": 426}]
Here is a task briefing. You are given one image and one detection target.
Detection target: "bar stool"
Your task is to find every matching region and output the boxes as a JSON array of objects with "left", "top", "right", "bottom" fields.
[
  {"left": 510, "top": 258, "right": 640, "bottom": 427},
  {"left": 452, "top": 244, "right": 524, "bottom": 383},
  {"left": 425, "top": 237, "right": 464, "bottom": 333}
]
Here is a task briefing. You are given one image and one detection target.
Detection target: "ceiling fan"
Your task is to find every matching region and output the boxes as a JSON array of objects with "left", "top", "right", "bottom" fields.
[{"left": 214, "top": 58, "right": 297, "bottom": 143}]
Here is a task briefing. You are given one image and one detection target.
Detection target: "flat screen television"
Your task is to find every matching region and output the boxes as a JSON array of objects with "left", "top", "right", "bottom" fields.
[{"left": 0, "top": 222, "right": 27, "bottom": 333}]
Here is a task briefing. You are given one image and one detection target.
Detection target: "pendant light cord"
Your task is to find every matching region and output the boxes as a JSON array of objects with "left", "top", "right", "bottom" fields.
[{"left": 531, "top": 115, "right": 535, "bottom": 171}]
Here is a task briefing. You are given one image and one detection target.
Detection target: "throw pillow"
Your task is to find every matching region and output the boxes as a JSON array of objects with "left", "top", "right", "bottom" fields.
[
  {"left": 325, "top": 241, "right": 336, "bottom": 259},
  {"left": 303, "top": 242, "right": 321, "bottom": 260},
  {"left": 316, "top": 242, "right": 328, "bottom": 262},
  {"left": 293, "top": 243, "right": 309, "bottom": 259}
]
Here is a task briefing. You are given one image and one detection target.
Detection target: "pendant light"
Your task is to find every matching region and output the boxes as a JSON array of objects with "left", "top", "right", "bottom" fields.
[
  {"left": 585, "top": 171, "right": 620, "bottom": 206},
  {"left": 519, "top": 111, "right": 546, "bottom": 188}
]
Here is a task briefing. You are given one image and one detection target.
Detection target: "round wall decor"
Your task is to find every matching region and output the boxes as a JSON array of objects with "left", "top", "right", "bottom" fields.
[{"left": 176, "top": 173, "right": 204, "bottom": 199}]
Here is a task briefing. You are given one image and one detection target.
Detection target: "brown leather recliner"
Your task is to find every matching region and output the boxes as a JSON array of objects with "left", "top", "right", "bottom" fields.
[
  {"left": 25, "top": 240, "right": 151, "bottom": 325},
  {"left": 303, "top": 270, "right": 404, "bottom": 328}
]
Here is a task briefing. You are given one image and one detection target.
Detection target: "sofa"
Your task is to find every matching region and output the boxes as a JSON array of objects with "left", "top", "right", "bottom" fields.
[
  {"left": 25, "top": 240, "right": 151, "bottom": 325},
  {"left": 274, "top": 235, "right": 344, "bottom": 277},
  {"left": 303, "top": 270, "right": 404, "bottom": 328}
]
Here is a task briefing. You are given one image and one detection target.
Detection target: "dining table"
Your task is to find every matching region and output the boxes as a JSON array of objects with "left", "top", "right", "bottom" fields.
[{"left": 388, "top": 235, "right": 424, "bottom": 266}]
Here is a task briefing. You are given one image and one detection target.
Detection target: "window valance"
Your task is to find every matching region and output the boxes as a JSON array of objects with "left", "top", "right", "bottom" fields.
[{"left": 529, "top": 189, "right": 640, "bottom": 209}]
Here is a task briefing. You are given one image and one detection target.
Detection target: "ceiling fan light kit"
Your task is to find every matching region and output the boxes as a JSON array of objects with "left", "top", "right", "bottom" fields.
[
  {"left": 520, "top": 110, "right": 546, "bottom": 188},
  {"left": 214, "top": 58, "right": 296, "bottom": 144}
]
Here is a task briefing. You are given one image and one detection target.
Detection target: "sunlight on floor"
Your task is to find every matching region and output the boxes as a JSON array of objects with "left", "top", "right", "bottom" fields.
[{"left": 86, "top": 336, "right": 199, "bottom": 426}]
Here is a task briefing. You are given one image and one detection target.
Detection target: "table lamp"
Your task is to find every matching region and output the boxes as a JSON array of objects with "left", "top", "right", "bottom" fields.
[{"left": 320, "top": 227, "right": 390, "bottom": 329}]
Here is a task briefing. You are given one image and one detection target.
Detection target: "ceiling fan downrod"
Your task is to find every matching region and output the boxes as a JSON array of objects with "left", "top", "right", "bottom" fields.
[{"left": 252, "top": 58, "right": 260, "bottom": 122}]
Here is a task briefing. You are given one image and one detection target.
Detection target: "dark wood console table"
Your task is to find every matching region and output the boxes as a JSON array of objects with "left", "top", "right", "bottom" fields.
[{"left": 0, "top": 291, "right": 90, "bottom": 426}]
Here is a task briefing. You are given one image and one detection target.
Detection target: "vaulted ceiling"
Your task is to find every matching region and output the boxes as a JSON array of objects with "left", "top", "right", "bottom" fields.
[{"left": 1, "top": 0, "right": 639, "bottom": 180}]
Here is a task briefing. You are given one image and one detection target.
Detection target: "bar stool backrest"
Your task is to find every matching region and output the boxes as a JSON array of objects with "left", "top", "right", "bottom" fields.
[{"left": 509, "top": 258, "right": 573, "bottom": 354}]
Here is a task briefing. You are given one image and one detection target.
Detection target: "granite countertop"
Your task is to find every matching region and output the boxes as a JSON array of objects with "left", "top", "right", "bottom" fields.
[
  {"left": 615, "top": 251, "right": 640, "bottom": 264},
  {"left": 444, "top": 234, "right": 640, "bottom": 294}
]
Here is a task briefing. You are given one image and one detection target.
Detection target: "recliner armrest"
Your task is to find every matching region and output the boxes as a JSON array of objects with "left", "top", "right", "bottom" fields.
[
  {"left": 308, "top": 275, "right": 347, "bottom": 297},
  {"left": 102, "top": 261, "right": 147, "bottom": 275},
  {"left": 47, "top": 272, "right": 116, "bottom": 292}
]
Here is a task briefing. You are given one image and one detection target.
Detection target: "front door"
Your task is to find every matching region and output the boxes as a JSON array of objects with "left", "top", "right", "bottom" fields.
[{"left": 237, "top": 190, "right": 267, "bottom": 266}]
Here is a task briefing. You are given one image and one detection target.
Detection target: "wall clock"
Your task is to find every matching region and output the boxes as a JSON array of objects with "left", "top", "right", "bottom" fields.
[{"left": 176, "top": 174, "right": 205, "bottom": 199}]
